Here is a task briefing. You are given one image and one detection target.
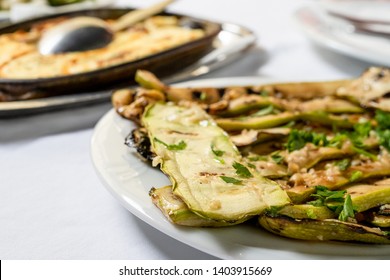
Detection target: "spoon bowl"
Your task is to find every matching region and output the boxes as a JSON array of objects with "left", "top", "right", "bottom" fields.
[
  {"left": 38, "top": 0, "right": 175, "bottom": 55},
  {"left": 38, "top": 17, "right": 114, "bottom": 55}
]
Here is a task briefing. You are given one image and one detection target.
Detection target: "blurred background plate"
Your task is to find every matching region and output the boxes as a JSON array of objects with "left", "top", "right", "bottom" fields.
[
  {"left": 293, "top": 5, "right": 390, "bottom": 67},
  {"left": 318, "top": 0, "right": 390, "bottom": 24}
]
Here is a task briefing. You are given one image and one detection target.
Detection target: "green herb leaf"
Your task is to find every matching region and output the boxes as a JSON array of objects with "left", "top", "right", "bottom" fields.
[
  {"left": 335, "top": 158, "right": 351, "bottom": 171},
  {"left": 220, "top": 176, "right": 242, "bottom": 185},
  {"left": 154, "top": 138, "right": 187, "bottom": 151},
  {"left": 338, "top": 194, "right": 355, "bottom": 221},
  {"left": 328, "top": 133, "right": 348, "bottom": 148},
  {"left": 286, "top": 129, "right": 307, "bottom": 152},
  {"left": 314, "top": 186, "right": 345, "bottom": 203},
  {"left": 377, "top": 129, "right": 390, "bottom": 151},
  {"left": 211, "top": 144, "right": 225, "bottom": 157},
  {"left": 270, "top": 152, "right": 284, "bottom": 164},
  {"left": 233, "top": 161, "right": 253, "bottom": 178},
  {"left": 266, "top": 206, "right": 283, "bottom": 218},
  {"left": 309, "top": 186, "right": 354, "bottom": 222},
  {"left": 345, "top": 121, "right": 379, "bottom": 158},
  {"left": 286, "top": 129, "right": 328, "bottom": 152},
  {"left": 349, "top": 170, "right": 363, "bottom": 182},
  {"left": 247, "top": 155, "right": 267, "bottom": 161},
  {"left": 308, "top": 186, "right": 346, "bottom": 207},
  {"left": 307, "top": 199, "right": 324, "bottom": 207},
  {"left": 353, "top": 122, "right": 372, "bottom": 138},
  {"left": 374, "top": 111, "right": 390, "bottom": 150},
  {"left": 375, "top": 110, "right": 390, "bottom": 129}
]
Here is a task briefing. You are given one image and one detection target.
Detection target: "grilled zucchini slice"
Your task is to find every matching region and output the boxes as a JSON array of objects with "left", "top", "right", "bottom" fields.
[{"left": 142, "top": 102, "right": 290, "bottom": 223}]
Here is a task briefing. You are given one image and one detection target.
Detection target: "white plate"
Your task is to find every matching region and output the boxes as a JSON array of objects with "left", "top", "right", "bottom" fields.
[
  {"left": 318, "top": 0, "right": 390, "bottom": 24},
  {"left": 91, "top": 77, "right": 390, "bottom": 260},
  {"left": 293, "top": 5, "right": 390, "bottom": 66}
]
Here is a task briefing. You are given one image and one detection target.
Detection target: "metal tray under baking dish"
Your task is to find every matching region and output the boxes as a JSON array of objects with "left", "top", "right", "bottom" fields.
[{"left": 0, "top": 21, "right": 256, "bottom": 117}]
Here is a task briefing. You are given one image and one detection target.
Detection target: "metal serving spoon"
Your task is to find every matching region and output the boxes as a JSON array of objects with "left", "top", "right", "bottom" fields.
[{"left": 38, "top": 0, "right": 175, "bottom": 55}]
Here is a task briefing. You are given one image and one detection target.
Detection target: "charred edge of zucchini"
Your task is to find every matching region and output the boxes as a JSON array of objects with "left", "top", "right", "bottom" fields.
[
  {"left": 125, "top": 128, "right": 154, "bottom": 162},
  {"left": 149, "top": 186, "right": 245, "bottom": 227},
  {"left": 259, "top": 214, "right": 390, "bottom": 244},
  {"left": 356, "top": 205, "right": 390, "bottom": 227}
]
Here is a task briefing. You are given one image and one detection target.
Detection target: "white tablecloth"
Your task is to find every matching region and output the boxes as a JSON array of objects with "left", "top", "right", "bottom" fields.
[{"left": 0, "top": 0, "right": 374, "bottom": 259}]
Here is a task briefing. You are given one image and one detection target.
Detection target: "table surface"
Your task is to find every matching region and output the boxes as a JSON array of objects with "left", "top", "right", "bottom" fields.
[{"left": 0, "top": 0, "right": 377, "bottom": 260}]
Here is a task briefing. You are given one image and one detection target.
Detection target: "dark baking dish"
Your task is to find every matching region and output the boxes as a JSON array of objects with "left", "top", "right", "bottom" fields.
[{"left": 0, "top": 8, "right": 221, "bottom": 99}]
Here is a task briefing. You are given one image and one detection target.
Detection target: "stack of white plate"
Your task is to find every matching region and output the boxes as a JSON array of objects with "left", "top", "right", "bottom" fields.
[{"left": 293, "top": 0, "right": 390, "bottom": 66}]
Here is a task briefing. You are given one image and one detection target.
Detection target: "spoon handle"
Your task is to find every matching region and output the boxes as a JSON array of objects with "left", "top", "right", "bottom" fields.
[{"left": 112, "top": 0, "right": 176, "bottom": 32}]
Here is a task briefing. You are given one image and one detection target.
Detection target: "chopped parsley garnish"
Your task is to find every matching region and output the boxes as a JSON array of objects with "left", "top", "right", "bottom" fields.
[
  {"left": 270, "top": 152, "right": 284, "bottom": 164},
  {"left": 233, "top": 162, "right": 253, "bottom": 178},
  {"left": 328, "top": 133, "right": 348, "bottom": 148},
  {"left": 346, "top": 121, "right": 377, "bottom": 157},
  {"left": 211, "top": 144, "right": 225, "bottom": 157},
  {"left": 353, "top": 122, "right": 372, "bottom": 138},
  {"left": 330, "top": 121, "right": 377, "bottom": 157},
  {"left": 308, "top": 186, "right": 355, "bottom": 221},
  {"left": 265, "top": 206, "right": 283, "bottom": 217},
  {"left": 309, "top": 186, "right": 346, "bottom": 207},
  {"left": 375, "top": 110, "right": 390, "bottom": 129},
  {"left": 211, "top": 144, "right": 225, "bottom": 164},
  {"left": 335, "top": 111, "right": 390, "bottom": 152},
  {"left": 335, "top": 158, "right": 351, "bottom": 171},
  {"left": 286, "top": 129, "right": 328, "bottom": 152},
  {"left": 349, "top": 170, "right": 363, "bottom": 182},
  {"left": 375, "top": 110, "right": 390, "bottom": 151},
  {"left": 220, "top": 176, "right": 242, "bottom": 185},
  {"left": 377, "top": 129, "right": 390, "bottom": 151},
  {"left": 338, "top": 194, "right": 354, "bottom": 221},
  {"left": 247, "top": 155, "right": 267, "bottom": 161},
  {"left": 154, "top": 138, "right": 187, "bottom": 151}
]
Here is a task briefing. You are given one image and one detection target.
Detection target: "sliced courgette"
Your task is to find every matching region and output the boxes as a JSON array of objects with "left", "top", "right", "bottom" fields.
[
  {"left": 142, "top": 102, "right": 290, "bottom": 222},
  {"left": 259, "top": 214, "right": 390, "bottom": 244}
]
